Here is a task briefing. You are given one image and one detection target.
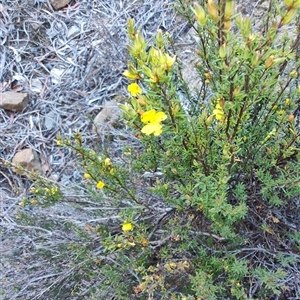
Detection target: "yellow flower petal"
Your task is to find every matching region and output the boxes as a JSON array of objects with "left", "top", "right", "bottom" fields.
[
  {"left": 96, "top": 181, "right": 105, "bottom": 189},
  {"left": 141, "top": 109, "right": 167, "bottom": 124},
  {"left": 141, "top": 122, "right": 163, "bottom": 136},
  {"left": 154, "top": 111, "right": 167, "bottom": 122},
  {"left": 128, "top": 83, "right": 142, "bottom": 96},
  {"left": 165, "top": 54, "right": 176, "bottom": 68},
  {"left": 141, "top": 109, "right": 156, "bottom": 123},
  {"left": 84, "top": 173, "right": 91, "bottom": 179},
  {"left": 122, "top": 222, "right": 133, "bottom": 231}
]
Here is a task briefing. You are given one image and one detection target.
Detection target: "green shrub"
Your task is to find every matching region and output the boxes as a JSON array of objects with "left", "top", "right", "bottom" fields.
[{"left": 17, "top": 0, "right": 300, "bottom": 299}]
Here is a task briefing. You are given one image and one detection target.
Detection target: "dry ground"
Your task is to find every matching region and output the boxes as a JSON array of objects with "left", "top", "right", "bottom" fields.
[{"left": 0, "top": 1, "right": 188, "bottom": 299}]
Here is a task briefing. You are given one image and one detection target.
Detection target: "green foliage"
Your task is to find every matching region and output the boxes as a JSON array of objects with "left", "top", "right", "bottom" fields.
[{"left": 14, "top": 0, "right": 300, "bottom": 299}]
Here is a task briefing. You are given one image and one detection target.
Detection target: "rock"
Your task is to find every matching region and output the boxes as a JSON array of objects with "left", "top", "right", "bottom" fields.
[
  {"left": 43, "top": 111, "right": 58, "bottom": 131},
  {"left": 93, "top": 98, "right": 122, "bottom": 136},
  {"left": 30, "top": 78, "right": 43, "bottom": 93},
  {"left": 50, "top": 68, "right": 65, "bottom": 84},
  {"left": 50, "top": 0, "right": 72, "bottom": 10},
  {"left": 0, "top": 91, "right": 29, "bottom": 111},
  {"left": 12, "top": 148, "right": 43, "bottom": 176},
  {"left": 67, "top": 26, "right": 80, "bottom": 39}
]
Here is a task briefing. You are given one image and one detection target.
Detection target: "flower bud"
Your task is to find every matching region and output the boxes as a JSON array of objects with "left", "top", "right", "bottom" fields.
[
  {"left": 205, "top": 114, "right": 214, "bottom": 126},
  {"left": 134, "top": 32, "right": 146, "bottom": 55},
  {"left": 137, "top": 97, "right": 146, "bottom": 106},
  {"left": 265, "top": 55, "right": 274, "bottom": 69},
  {"left": 219, "top": 43, "right": 227, "bottom": 58},
  {"left": 193, "top": 2, "right": 207, "bottom": 25},
  {"left": 233, "top": 86, "right": 241, "bottom": 97},
  {"left": 225, "top": 1, "right": 235, "bottom": 19},
  {"left": 237, "top": 16, "right": 252, "bottom": 37},
  {"left": 288, "top": 114, "right": 295, "bottom": 122},
  {"left": 272, "top": 57, "right": 286, "bottom": 67},
  {"left": 123, "top": 70, "right": 140, "bottom": 80},
  {"left": 171, "top": 103, "right": 180, "bottom": 116},
  {"left": 282, "top": 8, "right": 297, "bottom": 25},
  {"left": 284, "top": 0, "right": 293, "bottom": 6},
  {"left": 155, "top": 29, "right": 164, "bottom": 48},
  {"left": 224, "top": 20, "right": 231, "bottom": 30},
  {"left": 218, "top": 97, "right": 225, "bottom": 108},
  {"left": 285, "top": 98, "right": 290, "bottom": 106},
  {"left": 251, "top": 51, "right": 260, "bottom": 67},
  {"left": 207, "top": 0, "right": 218, "bottom": 22},
  {"left": 290, "top": 70, "right": 297, "bottom": 78},
  {"left": 119, "top": 103, "right": 137, "bottom": 119},
  {"left": 127, "top": 19, "right": 136, "bottom": 41},
  {"left": 205, "top": 72, "right": 212, "bottom": 79}
]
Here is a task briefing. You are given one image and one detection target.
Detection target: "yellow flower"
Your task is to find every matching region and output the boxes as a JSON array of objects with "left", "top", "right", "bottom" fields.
[
  {"left": 84, "top": 173, "right": 91, "bottom": 179},
  {"left": 165, "top": 54, "right": 176, "bottom": 69},
  {"left": 56, "top": 140, "right": 62, "bottom": 146},
  {"left": 140, "top": 109, "right": 167, "bottom": 136},
  {"left": 128, "top": 83, "right": 142, "bottom": 96},
  {"left": 290, "top": 70, "right": 297, "bottom": 78},
  {"left": 205, "top": 72, "right": 212, "bottom": 79},
  {"left": 213, "top": 103, "right": 225, "bottom": 121},
  {"left": 104, "top": 158, "right": 111, "bottom": 166},
  {"left": 122, "top": 222, "right": 133, "bottom": 232},
  {"left": 96, "top": 181, "right": 105, "bottom": 189}
]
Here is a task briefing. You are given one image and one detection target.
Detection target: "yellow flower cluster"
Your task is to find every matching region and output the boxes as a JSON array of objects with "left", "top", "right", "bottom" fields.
[
  {"left": 123, "top": 24, "right": 176, "bottom": 85},
  {"left": 141, "top": 109, "right": 167, "bottom": 136},
  {"left": 44, "top": 186, "right": 59, "bottom": 195},
  {"left": 83, "top": 157, "right": 115, "bottom": 190}
]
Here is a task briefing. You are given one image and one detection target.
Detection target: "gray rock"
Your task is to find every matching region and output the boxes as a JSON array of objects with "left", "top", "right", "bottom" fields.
[
  {"left": 0, "top": 91, "right": 29, "bottom": 111},
  {"left": 44, "top": 111, "right": 58, "bottom": 131}
]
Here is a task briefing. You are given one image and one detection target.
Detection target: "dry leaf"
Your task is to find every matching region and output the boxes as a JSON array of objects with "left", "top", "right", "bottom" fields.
[{"left": 271, "top": 215, "right": 280, "bottom": 223}]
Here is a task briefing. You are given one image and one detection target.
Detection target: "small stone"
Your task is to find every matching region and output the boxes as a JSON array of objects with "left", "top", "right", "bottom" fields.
[
  {"left": 12, "top": 148, "right": 43, "bottom": 176},
  {"left": 50, "top": 0, "right": 72, "bottom": 10},
  {"left": 30, "top": 78, "right": 43, "bottom": 93},
  {"left": 67, "top": 26, "right": 80, "bottom": 39},
  {"left": 50, "top": 68, "right": 65, "bottom": 84},
  {"left": 93, "top": 99, "right": 121, "bottom": 135},
  {"left": 44, "top": 111, "right": 58, "bottom": 131},
  {"left": 0, "top": 91, "right": 29, "bottom": 111}
]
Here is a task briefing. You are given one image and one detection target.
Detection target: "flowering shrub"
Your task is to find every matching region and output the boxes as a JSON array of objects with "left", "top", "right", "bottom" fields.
[{"left": 15, "top": 0, "right": 300, "bottom": 299}]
